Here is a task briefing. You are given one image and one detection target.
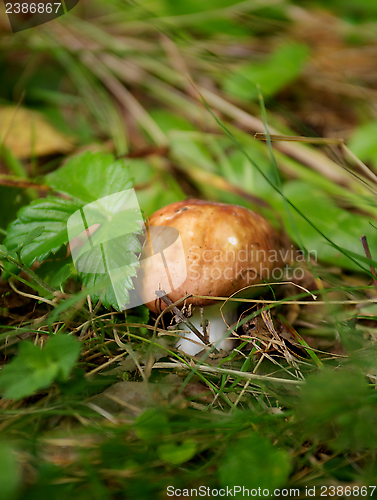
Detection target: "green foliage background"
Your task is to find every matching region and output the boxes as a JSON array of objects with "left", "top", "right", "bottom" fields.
[{"left": 1, "top": 0, "right": 377, "bottom": 497}]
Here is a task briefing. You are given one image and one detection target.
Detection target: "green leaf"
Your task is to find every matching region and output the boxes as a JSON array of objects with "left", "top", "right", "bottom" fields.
[
  {"left": 135, "top": 176, "right": 186, "bottom": 216},
  {"left": 219, "top": 434, "right": 291, "bottom": 494},
  {"left": 3, "top": 197, "right": 80, "bottom": 268},
  {"left": 36, "top": 255, "right": 75, "bottom": 290},
  {"left": 47, "top": 335, "right": 81, "bottom": 379},
  {"left": 298, "top": 369, "right": 377, "bottom": 451},
  {"left": 12, "top": 226, "right": 45, "bottom": 254},
  {"left": 68, "top": 195, "right": 143, "bottom": 310},
  {"left": 0, "top": 443, "right": 21, "bottom": 500},
  {"left": 226, "top": 146, "right": 277, "bottom": 195},
  {"left": 348, "top": 121, "right": 377, "bottom": 167},
  {"left": 125, "top": 305, "right": 150, "bottom": 325},
  {"left": 224, "top": 42, "right": 309, "bottom": 101},
  {"left": 45, "top": 151, "right": 133, "bottom": 205},
  {"left": 0, "top": 335, "right": 81, "bottom": 400},
  {"left": 57, "top": 368, "right": 88, "bottom": 396},
  {"left": 148, "top": 109, "right": 195, "bottom": 134},
  {"left": 272, "top": 181, "right": 377, "bottom": 271},
  {"left": 299, "top": 369, "right": 369, "bottom": 424},
  {"left": 78, "top": 237, "right": 141, "bottom": 310},
  {"left": 157, "top": 439, "right": 197, "bottom": 465},
  {"left": 2, "top": 152, "right": 140, "bottom": 310},
  {"left": 135, "top": 409, "right": 170, "bottom": 442}
]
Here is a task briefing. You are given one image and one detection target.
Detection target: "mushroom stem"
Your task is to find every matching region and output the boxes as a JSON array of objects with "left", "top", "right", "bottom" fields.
[{"left": 176, "top": 302, "right": 238, "bottom": 356}]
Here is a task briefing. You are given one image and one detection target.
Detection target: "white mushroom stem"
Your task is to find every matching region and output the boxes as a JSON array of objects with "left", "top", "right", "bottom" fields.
[{"left": 176, "top": 302, "right": 238, "bottom": 356}]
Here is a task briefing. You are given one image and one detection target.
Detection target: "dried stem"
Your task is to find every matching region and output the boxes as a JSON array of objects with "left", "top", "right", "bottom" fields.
[
  {"left": 360, "top": 235, "right": 377, "bottom": 286},
  {"left": 254, "top": 133, "right": 344, "bottom": 145},
  {"left": 155, "top": 290, "right": 210, "bottom": 345}
]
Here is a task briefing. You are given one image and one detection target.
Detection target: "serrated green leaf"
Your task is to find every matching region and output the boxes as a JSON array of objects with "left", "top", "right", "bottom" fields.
[
  {"left": 12, "top": 226, "right": 45, "bottom": 254},
  {"left": 3, "top": 152, "right": 140, "bottom": 310},
  {"left": 36, "top": 255, "right": 75, "bottom": 290},
  {"left": 45, "top": 151, "right": 133, "bottom": 205},
  {"left": 67, "top": 192, "right": 144, "bottom": 310},
  {"left": 76, "top": 234, "right": 141, "bottom": 273},
  {"left": 3, "top": 197, "right": 80, "bottom": 268},
  {"left": 72, "top": 209, "right": 142, "bottom": 266},
  {"left": 79, "top": 255, "right": 138, "bottom": 311},
  {"left": 219, "top": 434, "right": 291, "bottom": 494},
  {"left": 0, "top": 335, "right": 81, "bottom": 400}
]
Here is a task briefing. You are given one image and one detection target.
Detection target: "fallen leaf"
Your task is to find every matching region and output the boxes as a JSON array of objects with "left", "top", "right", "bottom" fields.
[
  {"left": 91, "top": 380, "right": 179, "bottom": 417},
  {"left": 0, "top": 106, "right": 74, "bottom": 159}
]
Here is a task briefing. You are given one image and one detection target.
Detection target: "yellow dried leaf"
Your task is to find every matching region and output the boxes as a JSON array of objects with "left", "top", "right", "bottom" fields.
[{"left": 0, "top": 106, "right": 74, "bottom": 159}]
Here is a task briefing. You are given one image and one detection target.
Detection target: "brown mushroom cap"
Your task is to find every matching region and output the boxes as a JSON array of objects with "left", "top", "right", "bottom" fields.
[{"left": 140, "top": 199, "right": 285, "bottom": 314}]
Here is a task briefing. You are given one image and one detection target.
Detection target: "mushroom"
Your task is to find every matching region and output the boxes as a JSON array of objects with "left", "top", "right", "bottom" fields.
[{"left": 139, "top": 199, "right": 286, "bottom": 355}]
